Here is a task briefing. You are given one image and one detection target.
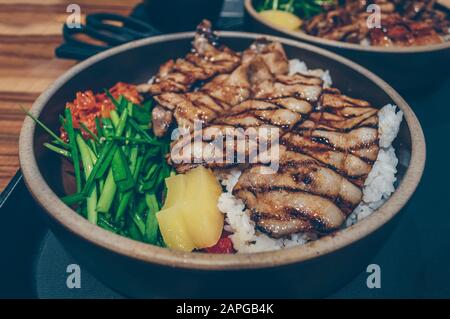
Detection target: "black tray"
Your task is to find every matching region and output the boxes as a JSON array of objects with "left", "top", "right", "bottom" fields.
[{"left": 1, "top": 1, "right": 450, "bottom": 299}]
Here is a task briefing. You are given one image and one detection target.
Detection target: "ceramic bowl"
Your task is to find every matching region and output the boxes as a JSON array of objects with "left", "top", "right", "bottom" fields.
[{"left": 19, "top": 32, "right": 426, "bottom": 297}]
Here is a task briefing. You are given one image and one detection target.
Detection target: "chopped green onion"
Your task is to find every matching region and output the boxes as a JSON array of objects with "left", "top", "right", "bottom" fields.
[
  {"left": 79, "top": 122, "right": 100, "bottom": 144},
  {"left": 144, "top": 193, "right": 159, "bottom": 244},
  {"left": 96, "top": 168, "right": 117, "bottom": 213},
  {"left": 21, "top": 105, "right": 69, "bottom": 149},
  {"left": 61, "top": 192, "right": 86, "bottom": 206},
  {"left": 111, "top": 148, "right": 135, "bottom": 192},
  {"left": 65, "top": 108, "right": 82, "bottom": 193},
  {"left": 43, "top": 143, "right": 71, "bottom": 158},
  {"left": 76, "top": 134, "right": 98, "bottom": 224}
]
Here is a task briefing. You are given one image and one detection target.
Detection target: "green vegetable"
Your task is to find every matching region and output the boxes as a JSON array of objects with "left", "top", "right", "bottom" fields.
[
  {"left": 111, "top": 147, "right": 134, "bottom": 192},
  {"left": 95, "top": 117, "right": 103, "bottom": 139},
  {"left": 76, "top": 134, "right": 98, "bottom": 224},
  {"left": 79, "top": 122, "right": 100, "bottom": 144},
  {"left": 82, "top": 141, "right": 114, "bottom": 194},
  {"left": 128, "top": 102, "right": 151, "bottom": 124},
  {"left": 43, "top": 143, "right": 71, "bottom": 158},
  {"left": 61, "top": 192, "right": 86, "bottom": 206},
  {"left": 21, "top": 106, "right": 69, "bottom": 149},
  {"left": 255, "top": 0, "right": 334, "bottom": 19},
  {"left": 96, "top": 168, "right": 117, "bottom": 213},
  {"left": 144, "top": 193, "right": 159, "bottom": 244},
  {"left": 26, "top": 88, "right": 172, "bottom": 247},
  {"left": 65, "top": 108, "right": 82, "bottom": 193}
]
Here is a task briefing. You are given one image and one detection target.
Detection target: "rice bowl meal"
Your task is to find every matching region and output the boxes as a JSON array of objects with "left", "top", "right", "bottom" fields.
[
  {"left": 215, "top": 81, "right": 402, "bottom": 253},
  {"left": 253, "top": 0, "right": 450, "bottom": 47},
  {"left": 25, "top": 20, "right": 404, "bottom": 255}
]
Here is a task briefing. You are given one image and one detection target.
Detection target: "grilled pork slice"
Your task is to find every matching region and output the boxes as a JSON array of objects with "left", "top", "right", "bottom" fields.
[
  {"left": 242, "top": 39, "right": 289, "bottom": 76},
  {"left": 252, "top": 73, "right": 323, "bottom": 102},
  {"left": 232, "top": 91, "right": 380, "bottom": 237},
  {"left": 151, "top": 39, "right": 291, "bottom": 137},
  {"left": 235, "top": 188, "right": 345, "bottom": 237},
  {"left": 167, "top": 56, "right": 323, "bottom": 172},
  {"left": 214, "top": 99, "right": 310, "bottom": 130},
  {"left": 233, "top": 145, "right": 362, "bottom": 236},
  {"left": 169, "top": 91, "right": 316, "bottom": 173},
  {"left": 151, "top": 62, "right": 252, "bottom": 137},
  {"left": 285, "top": 91, "right": 380, "bottom": 187},
  {"left": 153, "top": 92, "right": 229, "bottom": 134},
  {"left": 137, "top": 20, "right": 240, "bottom": 96}
]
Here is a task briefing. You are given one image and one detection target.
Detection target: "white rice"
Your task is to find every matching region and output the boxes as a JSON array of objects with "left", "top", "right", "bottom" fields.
[
  {"left": 289, "top": 59, "right": 333, "bottom": 88},
  {"left": 217, "top": 60, "right": 404, "bottom": 253}
]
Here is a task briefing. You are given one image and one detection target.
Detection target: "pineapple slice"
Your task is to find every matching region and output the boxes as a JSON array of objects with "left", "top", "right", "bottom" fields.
[
  {"left": 157, "top": 206, "right": 195, "bottom": 252},
  {"left": 163, "top": 174, "right": 187, "bottom": 209},
  {"left": 156, "top": 166, "right": 224, "bottom": 252},
  {"left": 259, "top": 10, "right": 303, "bottom": 30},
  {"left": 182, "top": 167, "right": 224, "bottom": 248}
]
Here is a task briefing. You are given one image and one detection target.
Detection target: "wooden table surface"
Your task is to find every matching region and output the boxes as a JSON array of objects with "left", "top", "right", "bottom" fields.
[{"left": 0, "top": 0, "right": 141, "bottom": 191}]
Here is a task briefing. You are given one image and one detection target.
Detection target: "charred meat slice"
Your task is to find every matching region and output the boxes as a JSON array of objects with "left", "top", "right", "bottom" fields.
[
  {"left": 242, "top": 39, "right": 290, "bottom": 76},
  {"left": 152, "top": 38, "right": 291, "bottom": 137},
  {"left": 151, "top": 105, "right": 174, "bottom": 137},
  {"left": 235, "top": 188, "right": 346, "bottom": 237},
  {"left": 151, "top": 63, "right": 252, "bottom": 137},
  {"left": 252, "top": 74, "right": 323, "bottom": 102},
  {"left": 231, "top": 89, "right": 379, "bottom": 237},
  {"left": 282, "top": 125, "right": 379, "bottom": 188},
  {"left": 153, "top": 92, "right": 229, "bottom": 134},
  {"left": 137, "top": 20, "right": 241, "bottom": 96},
  {"left": 215, "top": 100, "right": 306, "bottom": 130},
  {"left": 200, "top": 64, "right": 252, "bottom": 106},
  {"left": 167, "top": 71, "right": 321, "bottom": 172},
  {"left": 282, "top": 91, "right": 379, "bottom": 187},
  {"left": 232, "top": 144, "right": 362, "bottom": 236},
  {"left": 167, "top": 50, "right": 323, "bottom": 172}
]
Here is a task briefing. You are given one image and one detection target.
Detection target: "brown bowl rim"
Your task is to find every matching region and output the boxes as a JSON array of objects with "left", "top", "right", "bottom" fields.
[
  {"left": 19, "top": 31, "right": 426, "bottom": 270},
  {"left": 244, "top": 0, "right": 450, "bottom": 54}
]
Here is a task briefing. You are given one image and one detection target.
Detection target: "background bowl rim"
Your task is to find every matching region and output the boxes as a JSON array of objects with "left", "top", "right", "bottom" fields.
[
  {"left": 19, "top": 31, "right": 426, "bottom": 270},
  {"left": 244, "top": 0, "right": 450, "bottom": 54}
]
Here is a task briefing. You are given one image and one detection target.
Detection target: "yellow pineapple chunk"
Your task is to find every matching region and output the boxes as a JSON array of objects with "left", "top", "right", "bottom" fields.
[
  {"left": 259, "top": 10, "right": 303, "bottom": 30},
  {"left": 182, "top": 166, "right": 224, "bottom": 248},
  {"left": 157, "top": 206, "right": 195, "bottom": 252},
  {"left": 156, "top": 166, "right": 224, "bottom": 252},
  {"left": 163, "top": 174, "right": 187, "bottom": 209}
]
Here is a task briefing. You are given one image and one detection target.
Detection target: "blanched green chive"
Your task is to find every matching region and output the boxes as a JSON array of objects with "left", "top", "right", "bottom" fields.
[
  {"left": 95, "top": 117, "right": 103, "bottom": 139},
  {"left": 61, "top": 192, "right": 85, "bottom": 206},
  {"left": 65, "top": 108, "right": 82, "bottom": 193},
  {"left": 44, "top": 143, "right": 71, "bottom": 158},
  {"left": 142, "top": 100, "right": 153, "bottom": 113},
  {"left": 79, "top": 122, "right": 100, "bottom": 144},
  {"left": 128, "top": 102, "right": 151, "bottom": 125},
  {"left": 98, "top": 216, "right": 121, "bottom": 233},
  {"left": 101, "top": 117, "right": 115, "bottom": 137},
  {"left": 144, "top": 193, "right": 159, "bottom": 244},
  {"left": 115, "top": 109, "right": 128, "bottom": 137},
  {"left": 129, "top": 119, "right": 161, "bottom": 145},
  {"left": 131, "top": 208, "right": 146, "bottom": 236},
  {"left": 104, "top": 89, "right": 121, "bottom": 110},
  {"left": 111, "top": 148, "right": 134, "bottom": 192},
  {"left": 76, "top": 134, "right": 98, "bottom": 224},
  {"left": 81, "top": 141, "right": 114, "bottom": 195},
  {"left": 21, "top": 105, "right": 69, "bottom": 149},
  {"left": 96, "top": 168, "right": 117, "bottom": 213},
  {"left": 109, "top": 109, "right": 120, "bottom": 128},
  {"left": 106, "top": 136, "right": 158, "bottom": 144}
]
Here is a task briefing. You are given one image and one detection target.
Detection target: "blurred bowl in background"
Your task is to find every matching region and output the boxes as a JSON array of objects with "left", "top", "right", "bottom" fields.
[
  {"left": 244, "top": 0, "right": 450, "bottom": 94},
  {"left": 143, "top": 0, "right": 225, "bottom": 32}
]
